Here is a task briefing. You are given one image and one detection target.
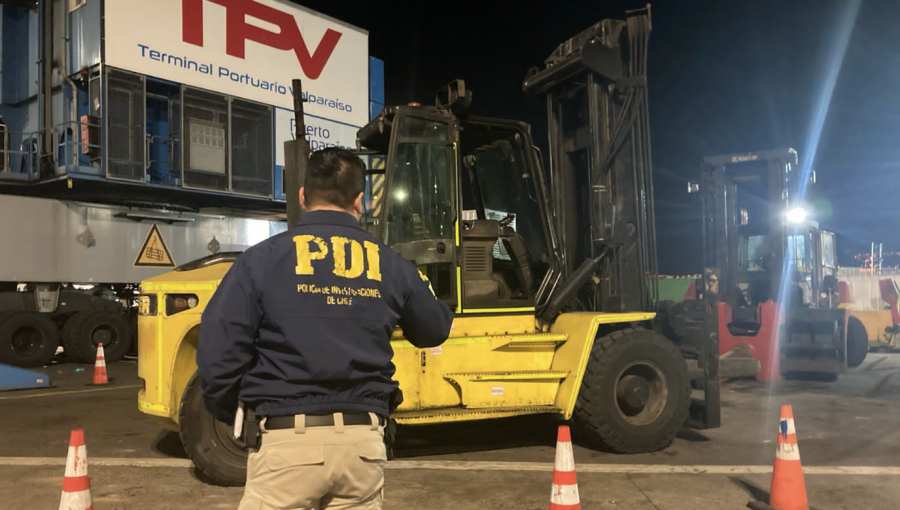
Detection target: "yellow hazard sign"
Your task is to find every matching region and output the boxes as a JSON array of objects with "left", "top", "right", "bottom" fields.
[{"left": 134, "top": 223, "right": 176, "bottom": 268}]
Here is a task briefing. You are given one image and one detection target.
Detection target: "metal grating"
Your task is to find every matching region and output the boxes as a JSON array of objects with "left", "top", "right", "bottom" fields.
[
  {"left": 183, "top": 88, "right": 228, "bottom": 191},
  {"left": 106, "top": 69, "right": 145, "bottom": 181},
  {"left": 231, "top": 99, "right": 273, "bottom": 196},
  {"left": 464, "top": 245, "right": 488, "bottom": 273}
]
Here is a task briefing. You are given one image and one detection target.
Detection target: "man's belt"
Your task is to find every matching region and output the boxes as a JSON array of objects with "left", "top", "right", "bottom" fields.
[{"left": 265, "top": 412, "right": 385, "bottom": 430}]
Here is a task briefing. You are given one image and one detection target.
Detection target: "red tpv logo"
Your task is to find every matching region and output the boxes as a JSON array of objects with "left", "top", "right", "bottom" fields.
[{"left": 182, "top": 0, "right": 342, "bottom": 80}]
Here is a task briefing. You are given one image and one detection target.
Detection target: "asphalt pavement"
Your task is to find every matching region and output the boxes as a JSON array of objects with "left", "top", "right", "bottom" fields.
[{"left": 2, "top": 354, "right": 900, "bottom": 509}]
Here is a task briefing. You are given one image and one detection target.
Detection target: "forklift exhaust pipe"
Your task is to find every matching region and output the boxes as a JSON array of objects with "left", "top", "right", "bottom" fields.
[
  {"left": 284, "top": 79, "right": 311, "bottom": 228},
  {"left": 540, "top": 252, "right": 606, "bottom": 322}
]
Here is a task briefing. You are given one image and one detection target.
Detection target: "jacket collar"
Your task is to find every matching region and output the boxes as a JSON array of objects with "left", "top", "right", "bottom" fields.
[{"left": 297, "top": 210, "right": 362, "bottom": 230}]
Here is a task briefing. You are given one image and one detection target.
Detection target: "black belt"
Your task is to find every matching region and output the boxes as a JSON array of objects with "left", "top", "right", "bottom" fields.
[{"left": 265, "top": 412, "right": 385, "bottom": 430}]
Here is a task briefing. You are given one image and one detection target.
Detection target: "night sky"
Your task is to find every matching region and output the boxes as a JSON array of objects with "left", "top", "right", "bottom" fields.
[{"left": 300, "top": 0, "right": 899, "bottom": 274}]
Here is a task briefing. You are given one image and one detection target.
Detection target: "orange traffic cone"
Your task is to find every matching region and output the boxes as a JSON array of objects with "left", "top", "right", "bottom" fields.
[
  {"left": 748, "top": 405, "right": 810, "bottom": 510},
  {"left": 549, "top": 425, "right": 580, "bottom": 510},
  {"left": 59, "top": 429, "right": 93, "bottom": 510},
  {"left": 92, "top": 343, "right": 107, "bottom": 385}
]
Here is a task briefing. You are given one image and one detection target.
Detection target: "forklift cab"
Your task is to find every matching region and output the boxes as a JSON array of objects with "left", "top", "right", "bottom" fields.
[
  {"left": 357, "top": 85, "right": 554, "bottom": 313},
  {"left": 735, "top": 221, "right": 838, "bottom": 312},
  {"left": 783, "top": 223, "right": 839, "bottom": 308}
]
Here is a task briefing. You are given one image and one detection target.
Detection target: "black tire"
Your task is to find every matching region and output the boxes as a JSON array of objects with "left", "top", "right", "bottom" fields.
[
  {"left": 572, "top": 328, "right": 690, "bottom": 453},
  {"left": 0, "top": 312, "right": 59, "bottom": 367},
  {"left": 847, "top": 315, "right": 868, "bottom": 368},
  {"left": 62, "top": 310, "right": 132, "bottom": 363},
  {"left": 60, "top": 313, "right": 84, "bottom": 348},
  {"left": 179, "top": 373, "right": 248, "bottom": 487}
]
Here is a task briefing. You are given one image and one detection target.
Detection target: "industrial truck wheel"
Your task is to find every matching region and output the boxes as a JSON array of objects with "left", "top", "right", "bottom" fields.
[
  {"left": 0, "top": 312, "right": 59, "bottom": 368},
  {"left": 572, "top": 328, "right": 690, "bottom": 453},
  {"left": 62, "top": 310, "right": 132, "bottom": 364},
  {"left": 179, "top": 373, "right": 248, "bottom": 487},
  {"left": 847, "top": 315, "right": 868, "bottom": 368}
]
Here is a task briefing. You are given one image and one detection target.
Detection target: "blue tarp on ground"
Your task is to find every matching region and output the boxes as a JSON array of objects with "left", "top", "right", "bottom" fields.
[{"left": 0, "top": 364, "right": 51, "bottom": 391}]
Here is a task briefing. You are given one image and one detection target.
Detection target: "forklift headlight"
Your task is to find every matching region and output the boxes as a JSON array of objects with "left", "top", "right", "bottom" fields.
[
  {"left": 138, "top": 295, "right": 158, "bottom": 316},
  {"left": 786, "top": 207, "right": 807, "bottom": 224},
  {"left": 166, "top": 294, "right": 199, "bottom": 316}
]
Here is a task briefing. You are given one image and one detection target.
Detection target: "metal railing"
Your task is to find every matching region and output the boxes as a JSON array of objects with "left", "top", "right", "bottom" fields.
[
  {"left": 55, "top": 118, "right": 102, "bottom": 172},
  {"left": 0, "top": 128, "right": 45, "bottom": 181},
  {"left": 838, "top": 267, "right": 900, "bottom": 277}
]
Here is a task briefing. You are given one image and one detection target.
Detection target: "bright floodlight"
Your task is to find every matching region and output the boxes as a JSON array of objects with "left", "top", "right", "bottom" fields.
[{"left": 786, "top": 207, "right": 807, "bottom": 224}]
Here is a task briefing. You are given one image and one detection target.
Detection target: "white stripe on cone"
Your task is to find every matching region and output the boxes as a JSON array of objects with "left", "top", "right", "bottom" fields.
[
  {"left": 64, "top": 445, "right": 87, "bottom": 477},
  {"left": 59, "top": 490, "right": 92, "bottom": 510},
  {"left": 776, "top": 442, "right": 801, "bottom": 461},
  {"left": 550, "top": 483, "right": 580, "bottom": 505},
  {"left": 779, "top": 418, "right": 796, "bottom": 436},
  {"left": 555, "top": 440, "right": 575, "bottom": 472},
  {"left": 95, "top": 345, "right": 106, "bottom": 367}
]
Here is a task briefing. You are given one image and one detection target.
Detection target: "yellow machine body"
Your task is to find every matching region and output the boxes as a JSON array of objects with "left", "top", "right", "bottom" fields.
[
  {"left": 136, "top": 262, "right": 652, "bottom": 429},
  {"left": 851, "top": 309, "right": 900, "bottom": 350}
]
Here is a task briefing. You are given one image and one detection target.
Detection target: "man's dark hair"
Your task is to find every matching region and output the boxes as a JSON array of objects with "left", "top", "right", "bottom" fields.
[{"left": 304, "top": 148, "right": 366, "bottom": 210}]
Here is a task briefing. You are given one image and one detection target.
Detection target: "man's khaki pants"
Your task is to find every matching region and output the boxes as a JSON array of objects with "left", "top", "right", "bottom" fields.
[{"left": 238, "top": 413, "right": 386, "bottom": 510}]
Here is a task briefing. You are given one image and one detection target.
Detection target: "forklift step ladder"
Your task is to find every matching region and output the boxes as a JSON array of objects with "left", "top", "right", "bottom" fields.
[{"left": 0, "top": 363, "right": 52, "bottom": 391}]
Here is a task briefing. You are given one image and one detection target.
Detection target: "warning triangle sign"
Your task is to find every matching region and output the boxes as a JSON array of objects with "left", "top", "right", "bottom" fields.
[{"left": 134, "top": 223, "right": 176, "bottom": 267}]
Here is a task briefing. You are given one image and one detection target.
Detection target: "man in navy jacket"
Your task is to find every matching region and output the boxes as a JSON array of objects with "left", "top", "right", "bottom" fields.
[{"left": 197, "top": 148, "right": 453, "bottom": 509}]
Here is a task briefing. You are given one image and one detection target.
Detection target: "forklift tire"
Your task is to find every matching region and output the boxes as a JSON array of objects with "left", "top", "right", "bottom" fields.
[
  {"left": 573, "top": 328, "right": 690, "bottom": 453},
  {"left": 847, "top": 315, "right": 868, "bottom": 368},
  {"left": 0, "top": 312, "right": 59, "bottom": 368},
  {"left": 179, "top": 373, "right": 248, "bottom": 487},
  {"left": 62, "top": 310, "right": 132, "bottom": 364}
]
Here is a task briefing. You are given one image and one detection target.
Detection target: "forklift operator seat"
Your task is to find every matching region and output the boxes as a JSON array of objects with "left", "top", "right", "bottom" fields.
[{"left": 500, "top": 231, "right": 535, "bottom": 297}]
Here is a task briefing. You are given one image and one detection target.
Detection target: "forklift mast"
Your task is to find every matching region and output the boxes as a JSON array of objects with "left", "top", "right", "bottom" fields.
[
  {"left": 523, "top": 7, "right": 657, "bottom": 315},
  {"left": 524, "top": 7, "right": 720, "bottom": 428}
]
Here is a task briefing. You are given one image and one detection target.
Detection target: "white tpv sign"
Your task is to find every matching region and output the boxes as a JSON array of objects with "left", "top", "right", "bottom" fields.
[{"left": 104, "top": 0, "right": 369, "bottom": 127}]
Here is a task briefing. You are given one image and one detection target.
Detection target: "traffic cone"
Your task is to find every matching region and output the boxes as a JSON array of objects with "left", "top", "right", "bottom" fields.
[
  {"left": 549, "top": 425, "right": 580, "bottom": 510},
  {"left": 747, "top": 405, "right": 810, "bottom": 510},
  {"left": 59, "top": 429, "right": 92, "bottom": 510},
  {"left": 92, "top": 343, "right": 107, "bottom": 385}
]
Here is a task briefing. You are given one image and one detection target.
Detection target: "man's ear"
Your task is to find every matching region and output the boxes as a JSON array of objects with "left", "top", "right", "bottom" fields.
[
  {"left": 299, "top": 187, "right": 307, "bottom": 210},
  {"left": 353, "top": 192, "right": 364, "bottom": 215}
]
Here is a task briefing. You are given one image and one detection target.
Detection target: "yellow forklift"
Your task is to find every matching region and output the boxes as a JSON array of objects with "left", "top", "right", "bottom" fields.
[{"left": 137, "top": 7, "right": 724, "bottom": 486}]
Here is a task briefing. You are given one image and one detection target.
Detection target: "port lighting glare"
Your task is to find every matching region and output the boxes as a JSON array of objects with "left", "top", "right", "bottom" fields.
[{"left": 786, "top": 207, "right": 808, "bottom": 224}]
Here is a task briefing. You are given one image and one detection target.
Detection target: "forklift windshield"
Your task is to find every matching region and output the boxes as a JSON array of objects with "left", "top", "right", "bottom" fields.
[
  {"left": 359, "top": 104, "right": 553, "bottom": 308},
  {"left": 786, "top": 231, "right": 814, "bottom": 275},
  {"left": 739, "top": 234, "right": 771, "bottom": 273},
  {"left": 384, "top": 142, "right": 454, "bottom": 246}
]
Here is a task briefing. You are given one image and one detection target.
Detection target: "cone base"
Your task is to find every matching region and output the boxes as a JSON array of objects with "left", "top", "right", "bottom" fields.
[{"left": 748, "top": 500, "right": 817, "bottom": 510}]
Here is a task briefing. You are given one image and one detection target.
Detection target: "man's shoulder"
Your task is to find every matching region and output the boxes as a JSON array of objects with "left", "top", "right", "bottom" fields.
[{"left": 237, "top": 229, "right": 294, "bottom": 263}]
